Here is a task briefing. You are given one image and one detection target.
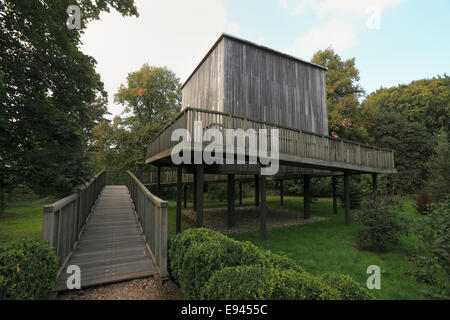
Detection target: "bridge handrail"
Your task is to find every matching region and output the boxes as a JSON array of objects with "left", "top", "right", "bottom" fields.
[
  {"left": 126, "top": 171, "right": 168, "bottom": 278},
  {"left": 42, "top": 171, "right": 106, "bottom": 266}
]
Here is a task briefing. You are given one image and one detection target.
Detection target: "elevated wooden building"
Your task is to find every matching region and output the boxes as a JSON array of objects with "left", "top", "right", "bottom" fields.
[{"left": 146, "top": 34, "right": 396, "bottom": 239}]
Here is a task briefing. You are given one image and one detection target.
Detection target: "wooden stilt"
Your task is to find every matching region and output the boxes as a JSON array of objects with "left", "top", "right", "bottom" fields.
[
  {"left": 260, "top": 175, "right": 267, "bottom": 241},
  {"left": 303, "top": 175, "right": 311, "bottom": 220},
  {"left": 344, "top": 171, "right": 350, "bottom": 226},
  {"left": 332, "top": 176, "right": 338, "bottom": 215},
  {"left": 156, "top": 166, "right": 161, "bottom": 196},
  {"left": 183, "top": 184, "right": 187, "bottom": 209},
  {"left": 193, "top": 172, "right": 197, "bottom": 211},
  {"left": 227, "top": 174, "right": 235, "bottom": 228},
  {"left": 254, "top": 174, "right": 260, "bottom": 207},
  {"left": 176, "top": 166, "right": 182, "bottom": 234},
  {"left": 195, "top": 165, "right": 204, "bottom": 227},
  {"left": 280, "top": 179, "right": 284, "bottom": 206},
  {"left": 372, "top": 173, "right": 378, "bottom": 193},
  {"left": 239, "top": 180, "right": 243, "bottom": 206}
]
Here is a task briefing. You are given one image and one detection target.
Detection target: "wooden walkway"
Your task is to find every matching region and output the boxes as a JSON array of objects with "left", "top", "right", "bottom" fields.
[{"left": 55, "top": 186, "right": 156, "bottom": 291}]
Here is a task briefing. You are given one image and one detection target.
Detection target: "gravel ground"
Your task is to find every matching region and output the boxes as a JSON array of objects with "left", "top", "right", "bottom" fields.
[
  {"left": 183, "top": 206, "right": 328, "bottom": 234},
  {"left": 57, "top": 275, "right": 182, "bottom": 300}
]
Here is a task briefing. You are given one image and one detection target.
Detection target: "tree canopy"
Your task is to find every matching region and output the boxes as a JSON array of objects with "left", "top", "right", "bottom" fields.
[
  {"left": 0, "top": 0, "right": 138, "bottom": 197},
  {"left": 311, "top": 48, "right": 365, "bottom": 140},
  {"left": 90, "top": 64, "right": 181, "bottom": 172},
  {"left": 362, "top": 75, "right": 449, "bottom": 137}
]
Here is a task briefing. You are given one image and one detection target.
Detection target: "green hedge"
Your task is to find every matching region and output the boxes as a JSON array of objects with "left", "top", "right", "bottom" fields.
[
  {"left": 169, "top": 228, "right": 373, "bottom": 300},
  {"left": 0, "top": 238, "right": 59, "bottom": 300},
  {"left": 201, "top": 265, "right": 340, "bottom": 300},
  {"left": 320, "top": 273, "right": 374, "bottom": 300}
]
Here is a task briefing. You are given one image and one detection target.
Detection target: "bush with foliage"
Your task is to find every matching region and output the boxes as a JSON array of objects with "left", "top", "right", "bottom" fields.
[
  {"left": 425, "top": 130, "right": 450, "bottom": 201},
  {"left": 0, "top": 238, "right": 59, "bottom": 300},
  {"left": 169, "top": 228, "right": 372, "bottom": 300},
  {"left": 320, "top": 273, "right": 374, "bottom": 300},
  {"left": 414, "top": 188, "right": 434, "bottom": 214},
  {"left": 201, "top": 265, "right": 340, "bottom": 300},
  {"left": 354, "top": 194, "right": 409, "bottom": 252},
  {"left": 410, "top": 195, "right": 449, "bottom": 299}
]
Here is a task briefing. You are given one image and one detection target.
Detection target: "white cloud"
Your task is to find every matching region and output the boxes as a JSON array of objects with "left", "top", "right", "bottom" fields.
[
  {"left": 279, "top": 0, "right": 288, "bottom": 9},
  {"left": 80, "top": 0, "right": 228, "bottom": 117},
  {"left": 289, "top": 0, "right": 404, "bottom": 59},
  {"left": 294, "top": 19, "right": 357, "bottom": 59},
  {"left": 226, "top": 21, "right": 241, "bottom": 34}
]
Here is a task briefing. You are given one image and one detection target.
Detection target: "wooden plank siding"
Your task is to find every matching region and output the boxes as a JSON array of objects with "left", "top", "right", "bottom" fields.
[{"left": 182, "top": 34, "right": 329, "bottom": 136}]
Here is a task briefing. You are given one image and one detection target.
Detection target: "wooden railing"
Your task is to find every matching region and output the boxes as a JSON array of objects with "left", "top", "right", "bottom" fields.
[
  {"left": 42, "top": 171, "right": 106, "bottom": 265},
  {"left": 126, "top": 171, "right": 168, "bottom": 278},
  {"left": 147, "top": 108, "right": 395, "bottom": 171}
]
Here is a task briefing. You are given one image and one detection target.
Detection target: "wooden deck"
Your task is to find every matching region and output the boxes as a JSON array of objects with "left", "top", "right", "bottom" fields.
[{"left": 54, "top": 186, "right": 156, "bottom": 291}]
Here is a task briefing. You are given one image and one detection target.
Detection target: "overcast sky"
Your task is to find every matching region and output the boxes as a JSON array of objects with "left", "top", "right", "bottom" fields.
[{"left": 80, "top": 0, "right": 450, "bottom": 118}]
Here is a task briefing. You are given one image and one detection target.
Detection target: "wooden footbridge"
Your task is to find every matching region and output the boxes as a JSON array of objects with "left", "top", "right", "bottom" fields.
[{"left": 43, "top": 171, "right": 168, "bottom": 292}]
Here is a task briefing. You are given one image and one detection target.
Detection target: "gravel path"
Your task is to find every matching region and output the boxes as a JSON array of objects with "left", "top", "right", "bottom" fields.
[{"left": 57, "top": 275, "right": 182, "bottom": 300}]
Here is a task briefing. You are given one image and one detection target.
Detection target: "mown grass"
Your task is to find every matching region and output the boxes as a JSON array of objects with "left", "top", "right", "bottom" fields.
[
  {"left": 2, "top": 193, "right": 426, "bottom": 299},
  {"left": 166, "top": 194, "right": 426, "bottom": 299},
  {"left": 0, "top": 198, "right": 54, "bottom": 243}
]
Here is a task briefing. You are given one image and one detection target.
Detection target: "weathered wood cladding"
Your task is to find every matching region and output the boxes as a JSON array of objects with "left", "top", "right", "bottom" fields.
[
  {"left": 182, "top": 39, "right": 224, "bottom": 112},
  {"left": 181, "top": 34, "right": 329, "bottom": 136},
  {"left": 223, "top": 37, "right": 328, "bottom": 135}
]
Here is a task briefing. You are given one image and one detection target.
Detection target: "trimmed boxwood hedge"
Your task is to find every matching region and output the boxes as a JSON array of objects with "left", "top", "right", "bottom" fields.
[
  {"left": 0, "top": 238, "right": 59, "bottom": 300},
  {"left": 169, "top": 228, "right": 373, "bottom": 300},
  {"left": 201, "top": 265, "right": 340, "bottom": 300},
  {"left": 320, "top": 273, "right": 375, "bottom": 300}
]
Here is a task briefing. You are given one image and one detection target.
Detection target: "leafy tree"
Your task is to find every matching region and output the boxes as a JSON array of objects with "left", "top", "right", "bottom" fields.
[
  {"left": 369, "top": 112, "right": 434, "bottom": 195},
  {"left": 0, "top": 0, "right": 138, "bottom": 196},
  {"left": 410, "top": 195, "right": 449, "bottom": 299},
  {"left": 91, "top": 64, "right": 181, "bottom": 171},
  {"left": 362, "top": 75, "right": 449, "bottom": 136},
  {"left": 311, "top": 48, "right": 365, "bottom": 140},
  {"left": 425, "top": 130, "right": 450, "bottom": 200},
  {"left": 354, "top": 193, "right": 408, "bottom": 252}
]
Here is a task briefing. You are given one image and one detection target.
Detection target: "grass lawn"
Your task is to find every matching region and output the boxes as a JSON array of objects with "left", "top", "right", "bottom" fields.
[
  {"left": 167, "top": 194, "right": 426, "bottom": 300},
  {"left": 2, "top": 193, "right": 425, "bottom": 300},
  {"left": 0, "top": 198, "right": 54, "bottom": 243}
]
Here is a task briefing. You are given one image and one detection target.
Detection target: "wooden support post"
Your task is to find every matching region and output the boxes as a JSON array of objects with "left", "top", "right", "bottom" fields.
[
  {"left": 372, "top": 173, "right": 378, "bottom": 193},
  {"left": 193, "top": 172, "right": 197, "bottom": 211},
  {"left": 227, "top": 174, "right": 235, "bottom": 228},
  {"left": 195, "top": 165, "right": 204, "bottom": 227},
  {"left": 156, "top": 166, "right": 161, "bottom": 196},
  {"left": 239, "top": 180, "right": 243, "bottom": 206},
  {"left": 260, "top": 175, "right": 267, "bottom": 241},
  {"left": 280, "top": 179, "right": 284, "bottom": 206},
  {"left": 254, "top": 174, "right": 260, "bottom": 207},
  {"left": 332, "top": 176, "right": 338, "bottom": 215},
  {"left": 344, "top": 171, "right": 350, "bottom": 226},
  {"left": 176, "top": 166, "right": 182, "bottom": 234},
  {"left": 183, "top": 184, "right": 187, "bottom": 209},
  {"left": 303, "top": 175, "right": 311, "bottom": 220}
]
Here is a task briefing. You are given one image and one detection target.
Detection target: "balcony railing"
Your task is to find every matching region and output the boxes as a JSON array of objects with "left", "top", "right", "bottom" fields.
[{"left": 146, "top": 107, "right": 395, "bottom": 172}]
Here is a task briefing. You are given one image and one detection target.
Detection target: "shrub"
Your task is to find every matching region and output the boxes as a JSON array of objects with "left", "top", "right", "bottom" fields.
[
  {"left": 410, "top": 195, "right": 449, "bottom": 299},
  {"left": 0, "top": 238, "right": 59, "bottom": 300},
  {"left": 354, "top": 194, "right": 409, "bottom": 252},
  {"left": 320, "top": 273, "right": 374, "bottom": 300},
  {"left": 168, "top": 228, "right": 225, "bottom": 284},
  {"left": 178, "top": 236, "right": 304, "bottom": 299},
  {"left": 201, "top": 265, "right": 340, "bottom": 300},
  {"left": 414, "top": 188, "right": 434, "bottom": 214}
]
